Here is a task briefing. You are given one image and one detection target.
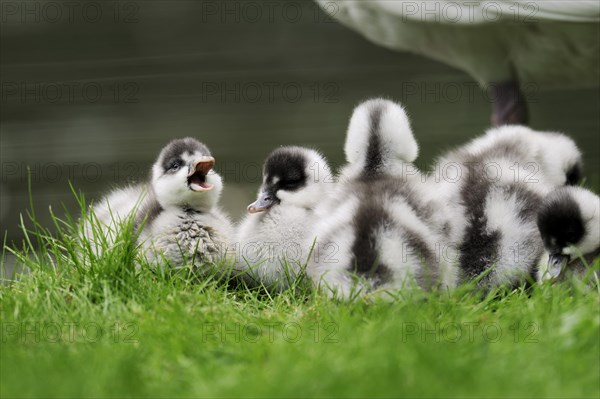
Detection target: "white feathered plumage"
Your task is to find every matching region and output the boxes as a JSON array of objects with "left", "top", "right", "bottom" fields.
[{"left": 316, "top": 0, "right": 599, "bottom": 125}]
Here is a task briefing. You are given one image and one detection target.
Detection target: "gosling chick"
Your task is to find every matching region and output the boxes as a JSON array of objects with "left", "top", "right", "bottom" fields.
[
  {"left": 309, "top": 98, "right": 458, "bottom": 299},
  {"left": 87, "top": 137, "right": 232, "bottom": 272},
  {"left": 537, "top": 186, "right": 600, "bottom": 282},
  {"left": 431, "top": 125, "right": 584, "bottom": 289},
  {"left": 235, "top": 146, "right": 333, "bottom": 290}
]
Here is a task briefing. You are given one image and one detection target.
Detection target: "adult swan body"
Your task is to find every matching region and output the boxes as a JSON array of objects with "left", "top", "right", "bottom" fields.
[{"left": 316, "top": 0, "right": 600, "bottom": 125}]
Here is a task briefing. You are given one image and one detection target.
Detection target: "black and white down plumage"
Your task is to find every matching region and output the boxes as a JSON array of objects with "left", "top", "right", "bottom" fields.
[
  {"left": 342, "top": 98, "right": 419, "bottom": 179},
  {"left": 235, "top": 146, "right": 333, "bottom": 290},
  {"left": 430, "top": 125, "right": 584, "bottom": 289},
  {"left": 309, "top": 98, "right": 459, "bottom": 299},
  {"left": 86, "top": 137, "right": 232, "bottom": 271},
  {"left": 438, "top": 125, "right": 583, "bottom": 187},
  {"left": 537, "top": 186, "right": 600, "bottom": 282}
]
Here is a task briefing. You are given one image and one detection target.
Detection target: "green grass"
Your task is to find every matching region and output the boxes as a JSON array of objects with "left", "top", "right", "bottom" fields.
[{"left": 1, "top": 189, "right": 599, "bottom": 399}]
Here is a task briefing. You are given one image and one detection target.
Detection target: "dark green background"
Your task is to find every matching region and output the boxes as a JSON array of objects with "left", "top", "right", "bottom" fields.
[{"left": 1, "top": 0, "right": 599, "bottom": 243}]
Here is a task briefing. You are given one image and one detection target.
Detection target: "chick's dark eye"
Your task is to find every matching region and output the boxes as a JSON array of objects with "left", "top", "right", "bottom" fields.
[
  {"left": 282, "top": 178, "right": 302, "bottom": 190},
  {"left": 563, "top": 228, "right": 579, "bottom": 244},
  {"left": 169, "top": 160, "right": 182, "bottom": 171}
]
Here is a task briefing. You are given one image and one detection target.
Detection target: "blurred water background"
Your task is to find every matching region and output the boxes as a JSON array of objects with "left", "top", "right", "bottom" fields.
[{"left": 1, "top": 0, "right": 599, "bottom": 270}]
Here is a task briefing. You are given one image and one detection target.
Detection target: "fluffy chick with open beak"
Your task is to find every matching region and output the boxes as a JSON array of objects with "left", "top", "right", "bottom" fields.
[
  {"left": 149, "top": 137, "right": 221, "bottom": 212},
  {"left": 537, "top": 186, "right": 600, "bottom": 282},
  {"left": 235, "top": 146, "right": 333, "bottom": 291},
  {"left": 139, "top": 137, "right": 232, "bottom": 271},
  {"left": 87, "top": 137, "right": 232, "bottom": 272}
]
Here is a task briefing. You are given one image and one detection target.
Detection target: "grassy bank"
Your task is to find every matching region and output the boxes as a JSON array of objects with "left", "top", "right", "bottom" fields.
[{"left": 1, "top": 192, "right": 599, "bottom": 398}]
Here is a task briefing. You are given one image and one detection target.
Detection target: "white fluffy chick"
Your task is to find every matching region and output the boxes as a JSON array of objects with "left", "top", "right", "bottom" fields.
[
  {"left": 87, "top": 137, "right": 232, "bottom": 273},
  {"left": 235, "top": 146, "right": 333, "bottom": 290}
]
